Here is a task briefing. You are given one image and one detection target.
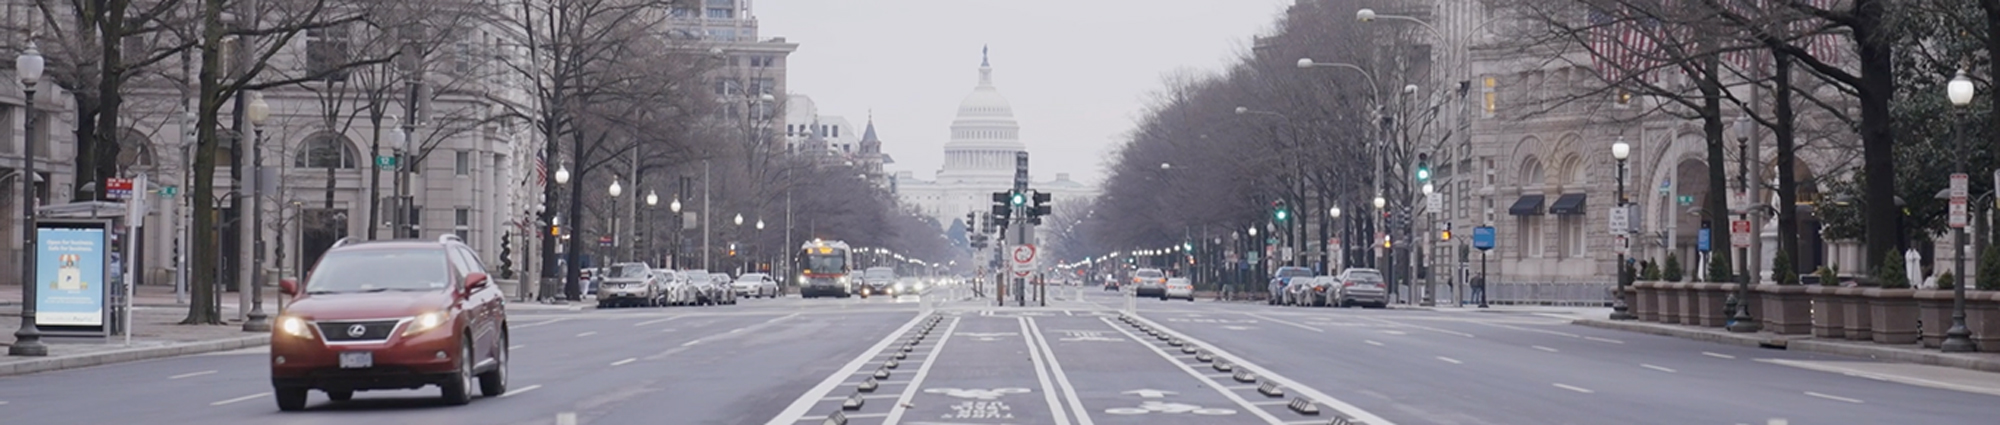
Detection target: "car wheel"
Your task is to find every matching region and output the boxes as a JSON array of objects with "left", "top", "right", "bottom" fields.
[
  {"left": 275, "top": 387, "right": 309, "bottom": 411},
  {"left": 440, "top": 337, "right": 475, "bottom": 405},
  {"left": 325, "top": 389, "right": 354, "bottom": 401},
  {"left": 478, "top": 334, "right": 508, "bottom": 397}
]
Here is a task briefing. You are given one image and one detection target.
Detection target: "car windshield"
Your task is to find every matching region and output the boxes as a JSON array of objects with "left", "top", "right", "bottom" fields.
[
  {"left": 865, "top": 267, "right": 895, "bottom": 280},
  {"left": 609, "top": 264, "right": 650, "bottom": 278},
  {"left": 306, "top": 248, "right": 448, "bottom": 294},
  {"left": 1135, "top": 270, "right": 1165, "bottom": 279},
  {"left": 737, "top": 274, "right": 766, "bottom": 282},
  {"left": 683, "top": 272, "right": 710, "bottom": 282},
  {"left": 1345, "top": 271, "right": 1385, "bottom": 282},
  {"left": 1277, "top": 268, "right": 1314, "bottom": 278}
]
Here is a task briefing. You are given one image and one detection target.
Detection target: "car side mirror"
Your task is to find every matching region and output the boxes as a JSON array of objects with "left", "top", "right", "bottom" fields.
[
  {"left": 464, "top": 272, "right": 490, "bottom": 291},
  {"left": 280, "top": 278, "right": 299, "bottom": 296}
]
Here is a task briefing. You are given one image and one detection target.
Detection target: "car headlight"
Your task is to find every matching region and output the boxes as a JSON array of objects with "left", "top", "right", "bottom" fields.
[
  {"left": 798, "top": 275, "right": 807, "bottom": 284},
  {"left": 278, "top": 316, "right": 314, "bottom": 339},
  {"left": 402, "top": 311, "right": 448, "bottom": 336}
]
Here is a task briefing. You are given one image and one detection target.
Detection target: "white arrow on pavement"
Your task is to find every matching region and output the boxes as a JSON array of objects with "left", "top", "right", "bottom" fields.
[{"left": 1122, "top": 389, "right": 1178, "bottom": 398}]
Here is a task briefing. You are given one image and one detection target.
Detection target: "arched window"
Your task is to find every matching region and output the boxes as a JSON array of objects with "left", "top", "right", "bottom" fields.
[
  {"left": 1518, "top": 157, "right": 1544, "bottom": 187},
  {"left": 295, "top": 132, "right": 359, "bottom": 169}
]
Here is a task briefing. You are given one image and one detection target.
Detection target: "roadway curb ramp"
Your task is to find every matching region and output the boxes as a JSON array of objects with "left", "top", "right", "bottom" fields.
[
  {"left": 0, "top": 335, "right": 268, "bottom": 377},
  {"left": 841, "top": 393, "right": 865, "bottom": 410},
  {"left": 1257, "top": 381, "right": 1286, "bottom": 397}
]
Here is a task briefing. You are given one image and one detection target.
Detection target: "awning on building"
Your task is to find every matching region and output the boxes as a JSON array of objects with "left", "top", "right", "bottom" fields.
[
  {"left": 1549, "top": 193, "right": 1588, "bottom": 215},
  {"left": 1508, "top": 194, "right": 1545, "bottom": 216}
]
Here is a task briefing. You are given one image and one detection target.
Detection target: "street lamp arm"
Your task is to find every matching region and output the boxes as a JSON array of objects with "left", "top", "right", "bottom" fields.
[{"left": 1302, "top": 62, "right": 1381, "bottom": 103}]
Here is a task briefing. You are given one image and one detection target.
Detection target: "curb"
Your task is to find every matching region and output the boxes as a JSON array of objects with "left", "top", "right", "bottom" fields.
[
  {"left": 0, "top": 335, "right": 268, "bottom": 378},
  {"left": 1573, "top": 319, "right": 2000, "bottom": 373}
]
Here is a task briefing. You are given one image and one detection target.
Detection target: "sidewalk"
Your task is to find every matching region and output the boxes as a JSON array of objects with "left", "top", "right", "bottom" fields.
[
  {"left": 0, "top": 283, "right": 282, "bottom": 377},
  {"left": 1575, "top": 318, "right": 2000, "bottom": 373}
]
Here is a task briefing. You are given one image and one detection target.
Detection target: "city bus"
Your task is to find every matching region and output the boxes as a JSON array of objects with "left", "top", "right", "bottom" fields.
[{"left": 796, "top": 239, "right": 854, "bottom": 298}]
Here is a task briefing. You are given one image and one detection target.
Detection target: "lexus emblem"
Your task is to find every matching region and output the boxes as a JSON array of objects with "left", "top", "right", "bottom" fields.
[{"left": 347, "top": 324, "right": 367, "bottom": 338}]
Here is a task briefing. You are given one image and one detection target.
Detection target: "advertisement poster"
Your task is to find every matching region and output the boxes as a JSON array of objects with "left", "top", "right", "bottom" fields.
[{"left": 36, "top": 226, "right": 107, "bottom": 327}]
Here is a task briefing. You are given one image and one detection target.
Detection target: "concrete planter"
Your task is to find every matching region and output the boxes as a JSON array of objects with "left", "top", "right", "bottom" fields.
[
  {"left": 1656, "top": 282, "right": 1683, "bottom": 324},
  {"left": 1808, "top": 285, "right": 1845, "bottom": 338},
  {"left": 1634, "top": 281, "right": 1659, "bottom": 321},
  {"left": 1757, "top": 284, "right": 1813, "bottom": 335},
  {"left": 1678, "top": 282, "right": 1703, "bottom": 325},
  {"left": 1839, "top": 287, "right": 1873, "bottom": 341},
  {"left": 1866, "top": 288, "right": 1919, "bottom": 345},
  {"left": 1693, "top": 283, "right": 1732, "bottom": 327},
  {"left": 1968, "top": 291, "right": 2000, "bottom": 352},
  {"left": 1914, "top": 289, "right": 1955, "bottom": 348}
]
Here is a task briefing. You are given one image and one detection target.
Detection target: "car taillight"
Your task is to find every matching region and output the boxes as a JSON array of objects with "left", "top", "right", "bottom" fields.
[{"left": 1342, "top": 281, "right": 1355, "bottom": 287}]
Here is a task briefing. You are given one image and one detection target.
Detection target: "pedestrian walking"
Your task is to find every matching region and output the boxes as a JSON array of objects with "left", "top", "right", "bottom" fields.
[{"left": 1471, "top": 273, "right": 1487, "bottom": 306}]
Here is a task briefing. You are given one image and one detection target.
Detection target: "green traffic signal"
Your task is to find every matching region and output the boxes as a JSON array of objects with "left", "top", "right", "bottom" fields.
[
  {"left": 1011, "top": 192, "right": 1026, "bottom": 206},
  {"left": 1275, "top": 209, "right": 1289, "bottom": 221},
  {"left": 1415, "top": 167, "right": 1431, "bottom": 181}
]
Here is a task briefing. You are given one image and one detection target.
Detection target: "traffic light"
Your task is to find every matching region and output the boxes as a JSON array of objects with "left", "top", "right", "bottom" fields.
[
  {"left": 1415, "top": 152, "right": 1432, "bottom": 183},
  {"left": 1272, "top": 199, "right": 1290, "bottom": 222},
  {"left": 1028, "top": 191, "right": 1053, "bottom": 225},
  {"left": 991, "top": 191, "right": 1013, "bottom": 221},
  {"left": 1439, "top": 222, "right": 1452, "bottom": 241}
]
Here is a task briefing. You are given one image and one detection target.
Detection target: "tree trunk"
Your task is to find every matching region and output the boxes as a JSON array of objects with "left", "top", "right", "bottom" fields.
[
  {"left": 1774, "top": 52, "right": 1799, "bottom": 283},
  {"left": 1982, "top": 0, "right": 2000, "bottom": 178},
  {"left": 1854, "top": 0, "right": 1900, "bottom": 274},
  {"left": 184, "top": 0, "right": 228, "bottom": 325},
  {"left": 1699, "top": 55, "right": 1732, "bottom": 282},
  {"left": 92, "top": 0, "right": 130, "bottom": 201}
]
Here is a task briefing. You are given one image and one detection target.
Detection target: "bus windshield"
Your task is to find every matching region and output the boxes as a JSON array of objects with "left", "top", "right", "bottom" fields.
[{"left": 804, "top": 254, "right": 846, "bottom": 274}]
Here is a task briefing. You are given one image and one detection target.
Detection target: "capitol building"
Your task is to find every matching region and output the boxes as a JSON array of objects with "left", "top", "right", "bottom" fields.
[{"left": 894, "top": 49, "right": 1095, "bottom": 230}]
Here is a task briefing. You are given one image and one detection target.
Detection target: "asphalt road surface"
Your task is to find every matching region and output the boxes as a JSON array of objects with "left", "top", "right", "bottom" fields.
[{"left": 0, "top": 287, "right": 1994, "bottom": 425}]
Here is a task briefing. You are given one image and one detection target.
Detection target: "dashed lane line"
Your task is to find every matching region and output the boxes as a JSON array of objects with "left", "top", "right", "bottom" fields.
[
  {"left": 210, "top": 392, "right": 270, "bottom": 406},
  {"left": 760, "top": 312, "right": 926, "bottom": 425},
  {"left": 512, "top": 318, "right": 570, "bottom": 329},
  {"left": 1242, "top": 313, "right": 1326, "bottom": 333},
  {"left": 1364, "top": 340, "right": 1385, "bottom": 347},
  {"left": 1552, "top": 383, "right": 1595, "bottom": 394},
  {"left": 1102, "top": 316, "right": 1293, "bottom": 425},
  {"left": 575, "top": 331, "right": 597, "bottom": 337},
  {"left": 170, "top": 370, "right": 217, "bottom": 380},
  {"left": 632, "top": 315, "right": 684, "bottom": 327},
  {"left": 499, "top": 384, "right": 542, "bottom": 398},
  {"left": 1583, "top": 336, "right": 1625, "bottom": 344},
  {"left": 1703, "top": 352, "right": 1737, "bottom": 359},
  {"left": 880, "top": 318, "right": 961, "bottom": 424},
  {"left": 1351, "top": 316, "right": 1475, "bottom": 338},
  {"left": 1436, "top": 356, "right": 1463, "bottom": 365},
  {"left": 610, "top": 358, "right": 638, "bottom": 366},
  {"left": 1640, "top": 364, "right": 1677, "bottom": 373},
  {"left": 1144, "top": 315, "right": 1405, "bottom": 424},
  {"left": 1532, "top": 345, "right": 1559, "bottom": 353},
  {"left": 1804, "top": 391, "right": 1864, "bottom": 404}
]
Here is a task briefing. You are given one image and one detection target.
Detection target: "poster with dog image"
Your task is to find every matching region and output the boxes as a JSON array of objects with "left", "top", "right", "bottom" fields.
[{"left": 35, "top": 225, "right": 107, "bottom": 327}]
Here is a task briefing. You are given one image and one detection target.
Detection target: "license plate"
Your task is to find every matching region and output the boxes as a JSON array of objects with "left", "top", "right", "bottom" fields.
[{"left": 339, "top": 351, "right": 373, "bottom": 369}]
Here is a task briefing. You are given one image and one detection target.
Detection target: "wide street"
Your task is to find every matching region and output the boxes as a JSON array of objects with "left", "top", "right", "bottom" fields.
[{"left": 1, "top": 288, "right": 1996, "bottom": 425}]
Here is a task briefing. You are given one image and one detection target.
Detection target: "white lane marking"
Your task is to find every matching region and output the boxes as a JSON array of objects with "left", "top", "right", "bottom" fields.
[
  {"left": 1353, "top": 316, "right": 1475, "bottom": 338},
  {"left": 731, "top": 328, "right": 747, "bottom": 333},
  {"left": 761, "top": 313, "right": 925, "bottom": 425},
  {"left": 512, "top": 318, "right": 569, "bottom": 329},
  {"left": 1703, "top": 352, "right": 1737, "bottom": 359},
  {"left": 556, "top": 412, "right": 577, "bottom": 425},
  {"left": 0, "top": 401, "right": 9, "bottom": 405},
  {"left": 499, "top": 384, "right": 543, "bottom": 398},
  {"left": 1379, "top": 330, "right": 1408, "bottom": 335},
  {"left": 575, "top": 331, "right": 597, "bottom": 337},
  {"left": 1583, "top": 336, "right": 1624, "bottom": 344},
  {"left": 210, "top": 392, "right": 271, "bottom": 406},
  {"left": 1532, "top": 345, "right": 1559, "bottom": 353},
  {"left": 1475, "top": 321, "right": 1583, "bottom": 338},
  {"left": 1641, "top": 364, "right": 1677, "bottom": 373},
  {"left": 1012, "top": 318, "right": 1076, "bottom": 425},
  {"left": 803, "top": 412, "right": 891, "bottom": 420},
  {"left": 882, "top": 318, "right": 961, "bottom": 424},
  {"left": 170, "top": 370, "right": 218, "bottom": 380},
  {"left": 1026, "top": 317, "right": 1093, "bottom": 425},
  {"left": 658, "top": 327, "right": 679, "bottom": 333},
  {"left": 1552, "top": 383, "right": 1595, "bottom": 394},
  {"left": 1364, "top": 340, "right": 1384, "bottom": 347},
  {"left": 1804, "top": 391, "right": 1864, "bottom": 404},
  {"left": 610, "top": 358, "right": 638, "bottom": 366},
  {"left": 1103, "top": 317, "right": 1302, "bottom": 425},
  {"left": 1435, "top": 356, "right": 1463, "bottom": 365},
  {"left": 633, "top": 315, "right": 684, "bottom": 327},
  {"left": 1242, "top": 313, "right": 1325, "bottom": 333},
  {"left": 1757, "top": 359, "right": 2000, "bottom": 397},
  {"left": 682, "top": 339, "right": 702, "bottom": 347}
]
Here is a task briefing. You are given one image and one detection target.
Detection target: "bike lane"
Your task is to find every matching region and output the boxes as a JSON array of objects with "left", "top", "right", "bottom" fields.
[{"left": 1021, "top": 312, "right": 1280, "bottom": 425}]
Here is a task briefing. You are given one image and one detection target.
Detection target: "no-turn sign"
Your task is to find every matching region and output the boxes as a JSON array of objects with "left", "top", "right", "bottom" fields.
[{"left": 1011, "top": 244, "right": 1037, "bottom": 273}]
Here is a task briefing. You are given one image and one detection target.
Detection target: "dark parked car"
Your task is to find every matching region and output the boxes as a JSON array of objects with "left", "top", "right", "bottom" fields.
[
  {"left": 270, "top": 235, "right": 509, "bottom": 411},
  {"left": 1334, "top": 268, "right": 1389, "bottom": 308}
]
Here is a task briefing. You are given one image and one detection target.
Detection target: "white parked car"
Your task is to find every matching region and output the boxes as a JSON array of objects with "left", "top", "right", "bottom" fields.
[
  {"left": 732, "top": 273, "right": 780, "bottom": 298},
  {"left": 1163, "top": 277, "right": 1195, "bottom": 301},
  {"left": 654, "top": 269, "right": 698, "bottom": 306}
]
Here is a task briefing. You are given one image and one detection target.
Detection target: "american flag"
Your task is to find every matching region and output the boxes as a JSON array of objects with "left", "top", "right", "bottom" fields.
[
  {"left": 1589, "top": 8, "right": 1662, "bottom": 83},
  {"left": 1720, "top": 0, "right": 1843, "bottom": 76},
  {"left": 534, "top": 150, "right": 548, "bottom": 187}
]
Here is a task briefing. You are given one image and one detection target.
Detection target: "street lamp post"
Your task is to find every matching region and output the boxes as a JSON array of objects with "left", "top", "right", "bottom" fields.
[
  {"left": 9, "top": 43, "right": 49, "bottom": 356},
  {"left": 243, "top": 93, "right": 272, "bottom": 332},
  {"left": 1611, "top": 137, "right": 1637, "bottom": 321},
  {"left": 554, "top": 164, "right": 576, "bottom": 300},
  {"left": 670, "top": 198, "right": 682, "bottom": 268},
  {"left": 1331, "top": 206, "right": 1343, "bottom": 271},
  {"left": 645, "top": 189, "right": 658, "bottom": 264},
  {"left": 1727, "top": 116, "right": 1761, "bottom": 332},
  {"left": 1942, "top": 70, "right": 1977, "bottom": 352},
  {"left": 609, "top": 179, "right": 623, "bottom": 264}
]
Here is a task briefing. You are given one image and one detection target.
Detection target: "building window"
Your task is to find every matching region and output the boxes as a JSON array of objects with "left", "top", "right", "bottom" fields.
[
  {"left": 455, "top": 208, "right": 471, "bottom": 227},
  {"left": 707, "top": 8, "right": 733, "bottom": 19},
  {"left": 706, "top": 0, "right": 732, "bottom": 6},
  {"left": 307, "top": 25, "right": 352, "bottom": 81},
  {"left": 750, "top": 78, "right": 775, "bottom": 95},
  {"left": 1558, "top": 215, "right": 1584, "bottom": 257},
  {"left": 454, "top": 151, "right": 471, "bottom": 175},
  {"left": 1481, "top": 76, "right": 1497, "bottom": 117},
  {"left": 1517, "top": 216, "right": 1544, "bottom": 259},
  {"left": 295, "top": 133, "right": 358, "bottom": 169},
  {"left": 453, "top": 42, "right": 476, "bottom": 73},
  {"left": 833, "top": 125, "right": 840, "bottom": 138}
]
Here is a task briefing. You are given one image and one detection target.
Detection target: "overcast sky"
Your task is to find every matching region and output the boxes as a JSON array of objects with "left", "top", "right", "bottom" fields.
[{"left": 756, "top": 0, "right": 1296, "bottom": 186}]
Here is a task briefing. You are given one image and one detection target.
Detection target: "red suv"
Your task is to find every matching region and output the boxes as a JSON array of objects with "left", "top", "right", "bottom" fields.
[{"left": 270, "top": 235, "right": 509, "bottom": 411}]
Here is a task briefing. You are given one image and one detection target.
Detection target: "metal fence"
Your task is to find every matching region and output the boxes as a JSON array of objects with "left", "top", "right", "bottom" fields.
[{"left": 1482, "top": 281, "right": 1616, "bottom": 306}]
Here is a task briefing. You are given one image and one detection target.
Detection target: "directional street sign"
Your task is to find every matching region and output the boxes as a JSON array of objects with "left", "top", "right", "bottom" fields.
[
  {"left": 375, "top": 155, "right": 397, "bottom": 170},
  {"left": 1471, "top": 226, "right": 1495, "bottom": 251}
]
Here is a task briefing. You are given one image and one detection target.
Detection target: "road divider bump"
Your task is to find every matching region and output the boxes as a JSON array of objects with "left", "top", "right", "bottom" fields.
[
  {"left": 1181, "top": 345, "right": 1199, "bottom": 354},
  {"left": 885, "top": 360, "right": 900, "bottom": 369},
  {"left": 1196, "top": 352, "right": 1215, "bottom": 363},
  {"left": 1213, "top": 361, "right": 1234, "bottom": 372},
  {"left": 841, "top": 393, "right": 865, "bottom": 410},
  {"left": 822, "top": 409, "right": 848, "bottom": 425},
  {"left": 893, "top": 352, "right": 908, "bottom": 360},
  {"left": 873, "top": 368, "right": 891, "bottom": 379},
  {"left": 1257, "top": 381, "right": 1286, "bottom": 397},
  {"left": 1286, "top": 397, "right": 1321, "bottom": 415},
  {"left": 1232, "top": 371, "right": 1258, "bottom": 383},
  {"left": 857, "top": 378, "right": 879, "bottom": 393},
  {"left": 1169, "top": 338, "right": 1184, "bottom": 346},
  {"left": 1326, "top": 415, "right": 1361, "bottom": 425}
]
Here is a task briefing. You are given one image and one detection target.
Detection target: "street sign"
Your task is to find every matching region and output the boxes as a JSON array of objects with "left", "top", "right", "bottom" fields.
[
  {"left": 104, "top": 177, "right": 134, "bottom": 200},
  {"left": 1614, "top": 235, "right": 1628, "bottom": 255},
  {"left": 1951, "top": 173, "right": 1969, "bottom": 198},
  {"left": 375, "top": 155, "right": 397, "bottom": 170},
  {"left": 1950, "top": 198, "right": 1969, "bottom": 228},
  {"left": 1728, "top": 190, "right": 1749, "bottom": 213},
  {"left": 1608, "top": 205, "right": 1630, "bottom": 235},
  {"left": 1730, "top": 220, "right": 1752, "bottom": 248},
  {"left": 1011, "top": 244, "right": 1037, "bottom": 272},
  {"left": 156, "top": 185, "right": 177, "bottom": 197},
  {"left": 1677, "top": 195, "right": 1695, "bottom": 206},
  {"left": 1280, "top": 246, "right": 1294, "bottom": 260},
  {"left": 1697, "top": 228, "right": 1711, "bottom": 252},
  {"left": 1471, "top": 226, "right": 1495, "bottom": 251},
  {"left": 1427, "top": 194, "right": 1442, "bottom": 212}
]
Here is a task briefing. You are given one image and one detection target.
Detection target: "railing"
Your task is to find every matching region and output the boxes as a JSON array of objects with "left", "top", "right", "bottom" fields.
[{"left": 1481, "top": 281, "right": 1616, "bottom": 306}]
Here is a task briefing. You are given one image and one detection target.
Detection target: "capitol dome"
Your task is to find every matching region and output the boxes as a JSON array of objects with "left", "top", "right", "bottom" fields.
[{"left": 946, "top": 48, "right": 1024, "bottom": 152}]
